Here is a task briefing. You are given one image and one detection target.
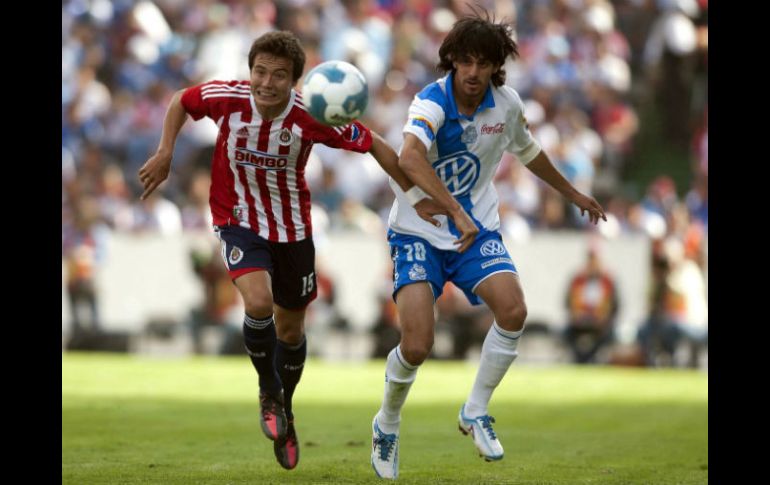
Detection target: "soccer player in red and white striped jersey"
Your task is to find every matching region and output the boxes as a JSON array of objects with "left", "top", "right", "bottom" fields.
[{"left": 138, "top": 31, "right": 449, "bottom": 471}]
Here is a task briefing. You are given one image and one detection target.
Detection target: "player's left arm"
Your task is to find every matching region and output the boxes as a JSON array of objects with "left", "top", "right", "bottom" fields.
[
  {"left": 525, "top": 151, "right": 607, "bottom": 225},
  {"left": 369, "top": 130, "right": 412, "bottom": 192},
  {"left": 368, "top": 130, "right": 447, "bottom": 227}
]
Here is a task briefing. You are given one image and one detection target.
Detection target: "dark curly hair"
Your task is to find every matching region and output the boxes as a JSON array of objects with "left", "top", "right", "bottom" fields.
[
  {"left": 248, "top": 31, "right": 306, "bottom": 83},
  {"left": 437, "top": 10, "right": 519, "bottom": 87}
]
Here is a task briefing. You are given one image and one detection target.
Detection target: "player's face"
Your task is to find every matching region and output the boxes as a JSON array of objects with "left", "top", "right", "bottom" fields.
[
  {"left": 250, "top": 53, "right": 295, "bottom": 112},
  {"left": 453, "top": 54, "right": 497, "bottom": 101}
]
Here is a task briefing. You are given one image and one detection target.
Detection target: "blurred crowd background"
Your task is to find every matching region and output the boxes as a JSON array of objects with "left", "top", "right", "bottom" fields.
[{"left": 62, "top": 0, "right": 708, "bottom": 368}]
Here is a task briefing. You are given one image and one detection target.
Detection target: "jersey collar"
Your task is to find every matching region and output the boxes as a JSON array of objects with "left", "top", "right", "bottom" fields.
[{"left": 250, "top": 89, "right": 295, "bottom": 121}]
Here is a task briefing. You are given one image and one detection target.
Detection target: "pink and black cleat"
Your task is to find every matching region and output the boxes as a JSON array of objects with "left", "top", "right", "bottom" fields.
[
  {"left": 259, "top": 390, "right": 288, "bottom": 441},
  {"left": 274, "top": 420, "right": 299, "bottom": 470}
]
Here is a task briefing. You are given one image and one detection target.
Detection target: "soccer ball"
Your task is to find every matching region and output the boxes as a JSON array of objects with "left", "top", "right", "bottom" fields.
[{"left": 302, "top": 61, "right": 369, "bottom": 126}]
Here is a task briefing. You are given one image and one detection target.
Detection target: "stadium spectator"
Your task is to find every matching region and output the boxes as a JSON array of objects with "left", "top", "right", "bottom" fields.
[
  {"left": 637, "top": 236, "right": 707, "bottom": 367},
  {"left": 187, "top": 242, "right": 243, "bottom": 355},
  {"left": 563, "top": 248, "right": 619, "bottom": 364},
  {"left": 643, "top": 0, "right": 701, "bottom": 147},
  {"left": 63, "top": 196, "right": 110, "bottom": 337}
]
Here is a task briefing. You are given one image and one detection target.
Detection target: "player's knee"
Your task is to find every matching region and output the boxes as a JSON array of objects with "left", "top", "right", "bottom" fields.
[
  {"left": 496, "top": 303, "right": 527, "bottom": 332},
  {"left": 243, "top": 293, "right": 273, "bottom": 320},
  {"left": 276, "top": 325, "right": 304, "bottom": 345},
  {"left": 400, "top": 339, "right": 433, "bottom": 366}
]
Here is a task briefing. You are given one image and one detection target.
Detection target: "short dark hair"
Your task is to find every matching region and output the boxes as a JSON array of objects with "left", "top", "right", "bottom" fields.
[
  {"left": 437, "top": 11, "right": 519, "bottom": 87},
  {"left": 248, "top": 31, "right": 306, "bottom": 83}
]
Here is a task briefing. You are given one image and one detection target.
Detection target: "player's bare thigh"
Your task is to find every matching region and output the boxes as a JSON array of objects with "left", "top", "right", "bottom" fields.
[
  {"left": 474, "top": 272, "right": 527, "bottom": 332},
  {"left": 234, "top": 270, "right": 273, "bottom": 318}
]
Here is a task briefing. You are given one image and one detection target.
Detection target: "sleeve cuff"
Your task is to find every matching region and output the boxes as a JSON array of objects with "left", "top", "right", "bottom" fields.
[
  {"left": 403, "top": 124, "right": 434, "bottom": 152},
  {"left": 516, "top": 141, "right": 542, "bottom": 165}
]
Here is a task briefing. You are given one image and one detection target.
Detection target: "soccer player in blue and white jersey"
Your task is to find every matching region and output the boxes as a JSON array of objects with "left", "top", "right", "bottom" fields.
[{"left": 371, "top": 13, "right": 606, "bottom": 479}]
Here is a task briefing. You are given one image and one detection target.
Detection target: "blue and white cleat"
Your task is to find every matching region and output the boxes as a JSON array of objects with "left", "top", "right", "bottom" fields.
[
  {"left": 371, "top": 416, "right": 399, "bottom": 479},
  {"left": 458, "top": 404, "right": 504, "bottom": 461}
]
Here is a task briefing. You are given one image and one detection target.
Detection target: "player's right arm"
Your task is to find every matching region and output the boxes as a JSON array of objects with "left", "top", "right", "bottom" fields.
[
  {"left": 139, "top": 89, "right": 189, "bottom": 200},
  {"left": 399, "top": 133, "right": 479, "bottom": 252}
]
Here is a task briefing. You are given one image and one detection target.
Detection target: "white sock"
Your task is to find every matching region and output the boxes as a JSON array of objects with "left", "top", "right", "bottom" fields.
[
  {"left": 464, "top": 322, "right": 522, "bottom": 418},
  {"left": 376, "top": 345, "right": 418, "bottom": 434}
]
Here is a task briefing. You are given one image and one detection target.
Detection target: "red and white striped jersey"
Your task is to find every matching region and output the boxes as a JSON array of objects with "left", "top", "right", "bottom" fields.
[{"left": 180, "top": 80, "right": 373, "bottom": 242}]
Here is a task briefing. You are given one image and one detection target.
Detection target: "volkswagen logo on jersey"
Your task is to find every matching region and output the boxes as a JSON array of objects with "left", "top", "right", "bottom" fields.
[
  {"left": 460, "top": 124, "right": 478, "bottom": 144},
  {"left": 480, "top": 239, "right": 506, "bottom": 256},
  {"left": 433, "top": 151, "right": 481, "bottom": 196}
]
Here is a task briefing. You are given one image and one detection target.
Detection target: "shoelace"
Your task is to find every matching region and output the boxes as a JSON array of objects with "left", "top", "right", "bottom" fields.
[
  {"left": 477, "top": 415, "right": 497, "bottom": 440},
  {"left": 374, "top": 431, "right": 398, "bottom": 461}
]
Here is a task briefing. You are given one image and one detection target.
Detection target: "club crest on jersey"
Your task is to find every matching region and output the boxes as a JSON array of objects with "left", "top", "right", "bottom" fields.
[
  {"left": 408, "top": 263, "right": 427, "bottom": 281},
  {"left": 229, "top": 246, "right": 244, "bottom": 265},
  {"left": 278, "top": 127, "right": 293, "bottom": 146},
  {"left": 480, "top": 239, "right": 506, "bottom": 256},
  {"left": 461, "top": 124, "right": 478, "bottom": 144}
]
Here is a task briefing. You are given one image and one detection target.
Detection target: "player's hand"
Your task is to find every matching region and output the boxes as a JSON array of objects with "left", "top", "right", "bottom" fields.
[
  {"left": 138, "top": 151, "right": 172, "bottom": 200},
  {"left": 414, "top": 198, "right": 448, "bottom": 227},
  {"left": 572, "top": 193, "right": 607, "bottom": 225},
  {"left": 448, "top": 207, "right": 479, "bottom": 253}
]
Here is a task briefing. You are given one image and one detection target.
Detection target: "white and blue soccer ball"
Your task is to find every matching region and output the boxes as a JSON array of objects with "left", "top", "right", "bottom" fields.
[{"left": 302, "top": 61, "right": 368, "bottom": 126}]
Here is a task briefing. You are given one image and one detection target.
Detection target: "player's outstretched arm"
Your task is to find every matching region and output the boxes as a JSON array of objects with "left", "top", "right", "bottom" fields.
[
  {"left": 369, "top": 131, "right": 446, "bottom": 227},
  {"left": 369, "top": 130, "right": 415, "bottom": 192},
  {"left": 524, "top": 150, "right": 607, "bottom": 225},
  {"left": 399, "top": 134, "right": 479, "bottom": 252},
  {"left": 138, "top": 89, "right": 189, "bottom": 200}
]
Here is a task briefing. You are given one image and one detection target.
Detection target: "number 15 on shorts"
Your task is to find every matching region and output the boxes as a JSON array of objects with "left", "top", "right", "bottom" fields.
[{"left": 301, "top": 272, "right": 315, "bottom": 297}]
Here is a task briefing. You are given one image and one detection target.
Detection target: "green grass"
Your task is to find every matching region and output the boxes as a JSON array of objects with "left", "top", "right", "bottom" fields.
[{"left": 62, "top": 353, "right": 707, "bottom": 484}]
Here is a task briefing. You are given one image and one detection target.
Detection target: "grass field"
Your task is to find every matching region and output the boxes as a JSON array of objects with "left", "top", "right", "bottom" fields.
[{"left": 62, "top": 353, "right": 707, "bottom": 484}]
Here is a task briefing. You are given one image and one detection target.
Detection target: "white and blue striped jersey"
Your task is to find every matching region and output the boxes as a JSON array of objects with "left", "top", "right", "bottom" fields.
[{"left": 388, "top": 73, "right": 542, "bottom": 250}]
